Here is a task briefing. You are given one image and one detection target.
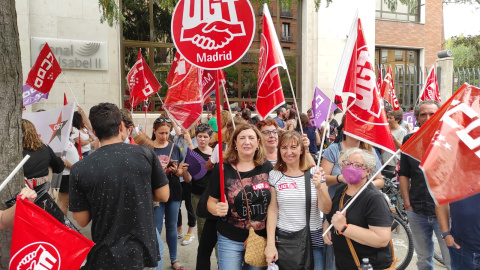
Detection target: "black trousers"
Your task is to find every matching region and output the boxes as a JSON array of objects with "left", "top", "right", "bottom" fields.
[
  {"left": 196, "top": 219, "right": 218, "bottom": 270},
  {"left": 178, "top": 181, "right": 196, "bottom": 228}
]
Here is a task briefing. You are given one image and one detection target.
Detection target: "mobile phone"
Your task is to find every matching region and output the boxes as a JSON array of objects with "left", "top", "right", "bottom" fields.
[{"left": 168, "top": 160, "right": 178, "bottom": 167}]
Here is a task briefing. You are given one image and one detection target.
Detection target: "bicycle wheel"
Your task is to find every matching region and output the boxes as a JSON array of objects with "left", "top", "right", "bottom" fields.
[{"left": 391, "top": 214, "right": 414, "bottom": 270}]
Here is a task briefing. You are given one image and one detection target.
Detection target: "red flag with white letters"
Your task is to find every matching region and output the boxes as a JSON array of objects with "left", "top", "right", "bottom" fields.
[
  {"left": 377, "top": 66, "right": 383, "bottom": 96},
  {"left": 401, "top": 84, "right": 480, "bottom": 204},
  {"left": 128, "top": 50, "right": 161, "bottom": 108},
  {"left": 382, "top": 65, "right": 400, "bottom": 110},
  {"left": 336, "top": 17, "right": 396, "bottom": 154},
  {"left": 256, "top": 4, "right": 286, "bottom": 119},
  {"left": 419, "top": 65, "right": 441, "bottom": 102},
  {"left": 10, "top": 196, "right": 94, "bottom": 270},
  {"left": 26, "top": 43, "right": 61, "bottom": 94}
]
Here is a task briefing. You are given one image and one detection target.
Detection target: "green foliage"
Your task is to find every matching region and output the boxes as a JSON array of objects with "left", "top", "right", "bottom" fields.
[
  {"left": 99, "top": 0, "right": 124, "bottom": 26},
  {"left": 446, "top": 34, "right": 480, "bottom": 68}
]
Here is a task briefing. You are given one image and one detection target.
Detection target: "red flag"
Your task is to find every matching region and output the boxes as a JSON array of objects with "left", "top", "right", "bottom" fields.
[
  {"left": 336, "top": 17, "right": 396, "bottom": 154},
  {"left": 163, "top": 53, "right": 203, "bottom": 131},
  {"left": 377, "top": 66, "right": 383, "bottom": 96},
  {"left": 381, "top": 65, "right": 400, "bottom": 110},
  {"left": 241, "top": 96, "right": 246, "bottom": 109},
  {"left": 256, "top": 4, "right": 286, "bottom": 119},
  {"left": 420, "top": 65, "right": 441, "bottom": 102},
  {"left": 247, "top": 91, "right": 253, "bottom": 108},
  {"left": 63, "top": 93, "right": 67, "bottom": 106},
  {"left": 77, "top": 135, "right": 83, "bottom": 160},
  {"left": 401, "top": 84, "right": 480, "bottom": 204},
  {"left": 26, "top": 43, "right": 61, "bottom": 94},
  {"left": 10, "top": 196, "right": 93, "bottom": 270},
  {"left": 334, "top": 95, "right": 344, "bottom": 111},
  {"left": 127, "top": 50, "right": 161, "bottom": 108}
]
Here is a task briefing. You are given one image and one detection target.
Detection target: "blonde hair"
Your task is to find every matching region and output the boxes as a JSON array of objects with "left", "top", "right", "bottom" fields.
[
  {"left": 223, "top": 124, "right": 267, "bottom": 166},
  {"left": 22, "top": 119, "right": 44, "bottom": 151},
  {"left": 274, "top": 131, "right": 311, "bottom": 173}
]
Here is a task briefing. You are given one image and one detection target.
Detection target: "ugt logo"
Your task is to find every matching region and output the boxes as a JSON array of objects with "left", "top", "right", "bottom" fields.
[
  {"left": 180, "top": 0, "right": 246, "bottom": 50},
  {"left": 10, "top": 242, "right": 60, "bottom": 270}
]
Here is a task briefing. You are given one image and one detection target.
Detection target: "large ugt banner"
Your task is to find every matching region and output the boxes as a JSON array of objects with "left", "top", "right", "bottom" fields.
[
  {"left": 401, "top": 84, "right": 480, "bottom": 205},
  {"left": 10, "top": 196, "right": 94, "bottom": 270},
  {"left": 334, "top": 15, "right": 396, "bottom": 154}
]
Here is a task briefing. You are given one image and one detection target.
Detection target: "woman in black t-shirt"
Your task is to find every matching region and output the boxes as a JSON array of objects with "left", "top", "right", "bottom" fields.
[
  {"left": 151, "top": 117, "right": 185, "bottom": 270},
  {"left": 324, "top": 148, "right": 393, "bottom": 270},
  {"left": 207, "top": 124, "right": 273, "bottom": 270},
  {"left": 22, "top": 119, "right": 65, "bottom": 188}
]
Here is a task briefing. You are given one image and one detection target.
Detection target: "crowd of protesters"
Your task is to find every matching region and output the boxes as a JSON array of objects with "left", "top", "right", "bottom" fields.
[{"left": 10, "top": 100, "right": 478, "bottom": 270}]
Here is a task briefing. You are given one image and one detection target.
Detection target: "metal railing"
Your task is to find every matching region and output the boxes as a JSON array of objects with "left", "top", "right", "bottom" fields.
[
  {"left": 453, "top": 67, "right": 480, "bottom": 91},
  {"left": 280, "top": 10, "right": 293, "bottom": 18},
  {"left": 281, "top": 35, "right": 293, "bottom": 42}
]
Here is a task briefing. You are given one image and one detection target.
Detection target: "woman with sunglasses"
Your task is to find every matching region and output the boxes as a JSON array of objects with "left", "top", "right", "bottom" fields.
[
  {"left": 207, "top": 124, "right": 273, "bottom": 270},
  {"left": 152, "top": 117, "right": 186, "bottom": 270},
  {"left": 323, "top": 148, "right": 393, "bottom": 270},
  {"left": 265, "top": 131, "right": 331, "bottom": 269}
]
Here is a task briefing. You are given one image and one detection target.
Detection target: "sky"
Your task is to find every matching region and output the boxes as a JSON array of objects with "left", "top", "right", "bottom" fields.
[{"left": 443, "top": 2, "right": 480, "bottom": 39}]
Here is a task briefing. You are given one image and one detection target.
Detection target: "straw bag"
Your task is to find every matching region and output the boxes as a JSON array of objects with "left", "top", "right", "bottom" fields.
[{"left": 235, "top": 168, "right": 268, "bottom": 267}]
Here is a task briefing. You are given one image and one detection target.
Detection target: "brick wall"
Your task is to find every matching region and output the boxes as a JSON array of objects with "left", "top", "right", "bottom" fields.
[{"left": 375, "top": 0, "right": 444, "bottom": 68}]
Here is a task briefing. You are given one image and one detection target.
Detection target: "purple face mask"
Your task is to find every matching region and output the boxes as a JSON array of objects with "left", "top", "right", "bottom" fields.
[{"left": 341, "top": 166, "right": 365, "bottom": 185}]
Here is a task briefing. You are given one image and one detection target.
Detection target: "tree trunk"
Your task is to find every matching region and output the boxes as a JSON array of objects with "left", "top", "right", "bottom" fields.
[{"left": 0, "top": 0, "right": 24, "bottom": 267}]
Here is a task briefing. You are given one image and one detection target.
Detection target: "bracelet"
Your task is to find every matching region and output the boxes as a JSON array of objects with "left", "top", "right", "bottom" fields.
[
  {"left": 336, "top": 175, "right": 341, "bottom": 183},
  {"left": 441, "top": 231, "right": 452, "bottom": 239},
  {"left": 339, "top": 224, "right": 348, "bottom": 235}
]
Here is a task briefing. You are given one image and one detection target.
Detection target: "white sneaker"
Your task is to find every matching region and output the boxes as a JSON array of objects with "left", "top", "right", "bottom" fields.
[
  {"left": 177, "top": 232, "right": 185, "bottom": 239},
  {"left": 181, "top": 234, "right": 195, "bottom": 245}
]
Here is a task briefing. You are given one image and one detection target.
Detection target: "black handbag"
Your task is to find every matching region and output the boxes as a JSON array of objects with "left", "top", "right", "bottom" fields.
[{"left": 275, "top": 169, "right": 314, "bottom": 270}]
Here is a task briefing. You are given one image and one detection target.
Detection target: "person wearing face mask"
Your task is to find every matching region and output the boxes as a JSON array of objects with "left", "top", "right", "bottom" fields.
[{"left": 323, "top": 148, "right": 393, "bottom": 270}]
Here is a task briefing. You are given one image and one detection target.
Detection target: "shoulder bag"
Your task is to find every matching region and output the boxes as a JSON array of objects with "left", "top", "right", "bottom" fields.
[{"left": 275, "top": 169, "right": 314, "bottom": 270}]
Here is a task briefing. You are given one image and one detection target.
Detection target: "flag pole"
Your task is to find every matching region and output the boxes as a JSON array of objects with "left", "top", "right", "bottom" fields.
[
  {"left": 322, "top": 150, "right": 400, "bottom": 237},
  {"left": 155, "top": 92, "right": 164, "bottom": 106},
  {"left": 219, "top": 71, "right": 235, "bottom": 130},
  {"left": 0, "top": 155, "right": 31, "bottom": 193},
  {"left": 285, "top": 70, "right": 303, "bottom": 134},
  {"left": 144, "top": 100, "right": 148, "bottom": 135},
  {"left": 215, "top": 72, "right": 225, "bottom": 203},
  {"left": 61, "top": 72, "right": 80, "bottom": 105}
]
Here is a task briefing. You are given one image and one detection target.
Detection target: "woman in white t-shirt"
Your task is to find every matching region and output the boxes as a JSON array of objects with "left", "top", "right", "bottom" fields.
[
  {"left": 265, "top": 131, "right": 332, "bottom": 269},
  {"left": 71, "top": 110, "right": 94, "bottom": 157},
  {"left": 58, "top": 134, "right": 80, "bottom": 215}
]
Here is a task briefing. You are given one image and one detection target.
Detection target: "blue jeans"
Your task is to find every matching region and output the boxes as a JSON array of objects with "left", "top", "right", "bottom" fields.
[
  {"left": 313, "top": 247, "right": 325, "bottom": 270},
  {"left": 406, "top": 210, "right": 451, "bottom": 270},
  {"left": 449, "top": 245, "right": 480, "bottom": 270},
  {"left": 154, "top": 200, "right": 181, "bottom": 265},
  {"left": 156, "top": 228, "right": 163, "bottom": 270},
  {"left": 217, "top": 232, "right": 266, "bottom": 270}
]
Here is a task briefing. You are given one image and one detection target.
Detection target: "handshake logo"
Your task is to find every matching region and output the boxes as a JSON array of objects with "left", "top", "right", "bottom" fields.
[{"left": 180, "top": 0, "right": 246, "bottom": 50}]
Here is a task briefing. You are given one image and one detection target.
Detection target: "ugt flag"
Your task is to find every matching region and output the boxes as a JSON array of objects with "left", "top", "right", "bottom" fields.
[
  {"left": 419, "top": 65, "right": 441, "bottom": 102},
  {"left": 310, "top": 87, "right": 338, "bottom": 128},
  {"left": 128, "top": 50, "right": 161, "bottom": 108},
  {"left": 333, "top": 14, "right": 396, "bottom": 154},
  {"left": 381, "top": 65, "right": 400, "bottom": 110},
  {"left": 10, "top": 196, "right": 94, "bottom": 270},
  {"left": 25, "top": 43, "right": 62, "bottom": 94},
  {"left": 22, "top": 103, "right": 75, "bottom": 155},
  {"left": 401, "top": 84, "right": 480, "bottom": 205},
  {"left": 256, "top": 3, "right": 286, "bottom": 119}
]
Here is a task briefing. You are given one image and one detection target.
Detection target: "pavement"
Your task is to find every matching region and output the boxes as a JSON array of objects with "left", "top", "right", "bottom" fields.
[{"left": 68, "top": 204, "right": 447, "bottom": 270}]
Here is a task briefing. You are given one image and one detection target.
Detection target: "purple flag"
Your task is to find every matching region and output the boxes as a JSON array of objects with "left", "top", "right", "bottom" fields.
[
  {"left": 23, "top": 85, "right": 49, "bottom": 106},
  {"left": 310, "top": 87, "right": 338, "bottom": 128},
  {"left": 185, "top": 148, "right": 207, "bottom": 180},
  {"left": 403, "top": 111, "right": 416, "bottom": 130}
]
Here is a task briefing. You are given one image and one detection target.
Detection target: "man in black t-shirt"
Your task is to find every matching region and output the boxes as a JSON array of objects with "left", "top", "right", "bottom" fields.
[{"left": 69, "top": 103, "right": 169, "bottom": 270}]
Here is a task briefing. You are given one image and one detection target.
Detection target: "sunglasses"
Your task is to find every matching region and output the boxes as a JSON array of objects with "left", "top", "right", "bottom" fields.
[
  {"left": 341, "top": 160, "right": 365, "bottom": 170},
  {"left": 155, "top": 118, "right": 171, "bottom": 124}
]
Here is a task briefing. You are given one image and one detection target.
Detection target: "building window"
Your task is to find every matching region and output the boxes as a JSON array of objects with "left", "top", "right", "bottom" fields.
[
  {"left": 375, "top": 47, "right": 420, "bottom": 111},
  {"left": 120, "top": 0, "right": 301, "bottom": 112},
  {"left": 375, "top": 0, "right": 420, "bottom": 22}
]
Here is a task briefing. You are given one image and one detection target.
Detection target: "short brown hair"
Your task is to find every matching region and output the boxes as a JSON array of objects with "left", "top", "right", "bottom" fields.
[
  {"left": 223, "top": 124, "right": 266, "bottom": 166},
  {"left": 256, "top": 118, "right": 279, "bottom": 130},
  {"left": 119, "top": 108, "right": 134, "bottom": 129},
  {"left": 274, "top": 131, "right": 311, "bottom": 173}
]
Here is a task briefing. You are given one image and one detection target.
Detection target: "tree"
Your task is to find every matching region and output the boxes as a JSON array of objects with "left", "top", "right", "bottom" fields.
[
  {"left": 446, "top": 34, "right": 480, "bottom": 68},
  {"left": 0, "top": 0, "right": 25, "bottom": 267}
]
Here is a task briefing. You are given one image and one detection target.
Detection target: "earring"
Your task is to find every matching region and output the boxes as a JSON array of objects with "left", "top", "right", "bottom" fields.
[{"left": 235, "top": 146, "right": 237, "bottom": 150}]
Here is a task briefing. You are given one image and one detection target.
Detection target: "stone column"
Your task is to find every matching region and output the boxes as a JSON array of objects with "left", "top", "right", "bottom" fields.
[{"left": 436, "top": 57, "right": 454, "bottom": 102}]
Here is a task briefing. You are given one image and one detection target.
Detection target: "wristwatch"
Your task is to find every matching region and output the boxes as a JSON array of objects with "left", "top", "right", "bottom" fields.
[
  {"left": 441, "top": 231, "right": 452, "bottom": 239},
  {"left": 338, "top": 224, "right": 348, "bottom": 235}
]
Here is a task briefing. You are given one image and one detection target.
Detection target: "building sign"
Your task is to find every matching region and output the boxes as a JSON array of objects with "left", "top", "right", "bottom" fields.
[{"left": 31, "top": 37, "right": 108, "bottom": 70}]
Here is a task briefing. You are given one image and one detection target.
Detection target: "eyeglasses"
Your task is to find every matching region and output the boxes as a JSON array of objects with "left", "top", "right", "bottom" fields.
[
  {"left": 155, "top": 118, "right": 171, "bottom": 123},
  {"left": 341, "top": 160, "right": 365, "bottom": 170},
  {"left": 261, "top": 129, "right": 278, "bottom": 136}
]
